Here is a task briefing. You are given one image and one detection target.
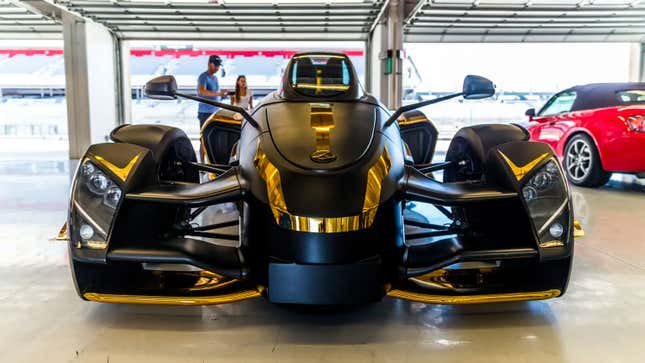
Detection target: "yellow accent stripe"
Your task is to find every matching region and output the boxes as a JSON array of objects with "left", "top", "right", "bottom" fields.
[
  {"left": 254, "top": 145, "right": 288, "bottom": 223},
  {"left": 94, "top": 153, "right": 141, "bottom": 182},
  {"left": 362, "top": 146, "right": 391, "bottom": 213},
  {"left": 387, "top": 288, "right": 561, "bottom": 305},
  {"left": 294, "top": 84, "right": 351, "bottom": 91},
  {"left": 397, "top": 115, "right": 429, "bottom": 125},
  {"left": 498, "top": 151, "right": 549, "bottom": 181},
  {"left": 272, "top": 210, "right": 380, "bottom": 233},
  {"left": 83, "top": 289, "right": 262, "bottom": 306},
  {"left": 573, "top": 218, "right": 585, "bottom": 238},
  {"left": 56, "top": 222, "right": 69, "bottom": 241},
  {"left": 293, "top": 54, "right": 346, "bottom": 60},
  {"left": 200, "top": 115, "right": 242, "bottom": 132}
]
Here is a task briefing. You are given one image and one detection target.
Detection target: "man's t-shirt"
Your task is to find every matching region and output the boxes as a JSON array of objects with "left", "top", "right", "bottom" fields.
[{"left": 197, "top": 71, "right": 221, "bottom": 114}]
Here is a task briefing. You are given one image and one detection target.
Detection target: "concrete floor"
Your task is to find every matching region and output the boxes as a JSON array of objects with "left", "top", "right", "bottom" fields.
[{"left": 1, "top": 157, "right": 644, "bottom": 363}]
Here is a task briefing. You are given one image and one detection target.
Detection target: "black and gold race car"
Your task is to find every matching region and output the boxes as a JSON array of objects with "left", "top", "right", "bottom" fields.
[{"left": 67, "top": 52, "right": 582, "bottom": 307}]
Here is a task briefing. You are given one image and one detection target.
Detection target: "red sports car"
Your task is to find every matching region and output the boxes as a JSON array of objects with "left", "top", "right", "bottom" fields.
[{"left": 526, "top": 83, "right": 645, "bottom": 187}]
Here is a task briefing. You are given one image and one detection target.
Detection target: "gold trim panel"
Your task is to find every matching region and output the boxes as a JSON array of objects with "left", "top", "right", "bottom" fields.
[
  {"left": 201, "top": 115, "right": 243, "bottom": 132},
  {"left": 56, "top": 222, "right": 69, "bottom": 241},
  {"left": 294, "top": 84, "right": 351, "bottom": 91},
  {"left": 254, "top": 144, "right": 391, "bottom": 233},
  {"left": 387, "top": 288, "right": 561, "bottom": 305},
  {"left": 397, "top": 115, "right": 430, "bottom": 126},
  {"left": 498, "top": 151, "right": 549, "bottom": 181},
  {"left": 273, "top": 210, "right": 380, "bottom": 233},
  {"left": 94, "top": 153, "right": 141, "bottom": 182},
  {"left": 309, "top": 103, "right": 337, "bottom": 163},
  {"left": 83, "top": 289, "right": 262, "bottom": 306},
  {"left": 539, "top": 240, "right": 565, "bottom": 248},
  {"left": 254, "top": 145, "right": 288, "bottom": 223},
  {"left": 293, "top": 54, "right": 346, "bottom": 60},
  {"left": 573, "top": 218, "right": 585, "bottom": 238},
  {"left": 362, "top": 146, "right": 391, "bottom": 213}
]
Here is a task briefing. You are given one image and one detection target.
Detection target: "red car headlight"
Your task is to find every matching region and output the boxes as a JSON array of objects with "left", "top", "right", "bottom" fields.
[{"left": 627, "top": 115, "right": 645, "bottom": 132}]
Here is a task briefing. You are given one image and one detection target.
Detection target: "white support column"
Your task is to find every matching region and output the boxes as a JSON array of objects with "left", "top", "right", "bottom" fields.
[
  {"left": 628, "top": 43, "right": 643, "bottom": 82},
  {"left": 367, "top": 0, "right": 404, "bottom": 110},
  {"left": 119, "top": 40, "right": 132, "bottom": 125},
  {"left": 386, "top": 0, "right": 404, "bottom": 110},
  {"left": 368, "top": 22, "right": 387, "bottom": 101},
  {"left": 638, "top": 43, "right": 645, "bottom": 82},
  {"left": 62, "top": 13, "right": 119, "bottom": 159}
]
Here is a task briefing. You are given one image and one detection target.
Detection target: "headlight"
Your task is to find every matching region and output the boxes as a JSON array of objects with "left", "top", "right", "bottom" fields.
[
  {"left": 103, "top": 186, "right": 122, "bottom": 209},
  {"left": 70, "top": 159, "right": 123, "bottom": 249},
  {"left": 87, "top": 172, "right": 109, "bottom": 195},
  {"left": 521, "top": 160, "right": 569, "bottom": 247}
]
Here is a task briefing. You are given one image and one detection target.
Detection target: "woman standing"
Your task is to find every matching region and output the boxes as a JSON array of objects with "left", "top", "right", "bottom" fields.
[{"left": 231, "top": 75, "right": 253, "bottom": 110}]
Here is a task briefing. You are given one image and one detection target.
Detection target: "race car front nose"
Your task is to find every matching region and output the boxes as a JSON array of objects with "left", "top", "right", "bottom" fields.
[{"left": 267, "top": 259, "right": 385, "bottom": 305}]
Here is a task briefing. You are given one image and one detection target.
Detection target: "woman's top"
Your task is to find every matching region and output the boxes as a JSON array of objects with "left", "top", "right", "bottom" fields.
[{"left": 234, "top": 89, "right": 253, "bottom": 110}]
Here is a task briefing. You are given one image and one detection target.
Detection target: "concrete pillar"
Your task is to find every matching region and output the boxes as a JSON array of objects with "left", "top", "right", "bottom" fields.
[
  {"left": 119, "top": 40, "right": 132, "bottom": 125},
  {"left": 638, "top": 43, "right": 645, "bottom": 82},
  {"left": 386, "top": 0, "right": 404, "bottom": 110},
  {"left": 367, "top": 0, "right": 404, "bottom": 110},
  {"left": 628, "top": 43, "right": 643, "bottom": 82},
  {"left": 62, "top": 13, "right": 119, "bottom": 159},
  {"left": 368, "top": 22, "right": 387, "bottom": 101}
]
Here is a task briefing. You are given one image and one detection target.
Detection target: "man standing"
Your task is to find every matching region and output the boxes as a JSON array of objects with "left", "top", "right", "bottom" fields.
[{"left": 197, "top": 55, "right": 227, "bottom": 161}]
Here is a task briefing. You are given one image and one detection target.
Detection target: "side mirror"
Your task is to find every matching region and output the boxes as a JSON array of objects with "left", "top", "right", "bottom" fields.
[
  {"left": 144, "top": 75, "right": 177, "bottom": 100},
  {"left": 525, "top": 108, "right": 536, "bottom": 117},
  {"left": 462, "top": 75, "right": 495, "bottom": 100}
]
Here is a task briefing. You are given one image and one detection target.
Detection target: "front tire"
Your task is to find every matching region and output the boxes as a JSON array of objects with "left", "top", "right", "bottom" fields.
[{"left": 564, "top": 134, "right": 610, "bottom": 187}]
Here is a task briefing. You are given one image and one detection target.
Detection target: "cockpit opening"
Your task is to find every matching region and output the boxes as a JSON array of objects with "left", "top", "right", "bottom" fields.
[{"left": 290, "top": 54, "right": 353, "bottom": 97}]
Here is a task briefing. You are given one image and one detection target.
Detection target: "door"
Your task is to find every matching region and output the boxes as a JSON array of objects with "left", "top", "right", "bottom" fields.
[{"left": 531, "top": 91, "right": 578, "bottom": 150}]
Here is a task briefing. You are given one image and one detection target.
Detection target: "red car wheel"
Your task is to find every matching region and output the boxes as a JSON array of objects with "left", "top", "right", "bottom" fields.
[{"left": 564, "top": 134, "right": 611, "bottom": 187}]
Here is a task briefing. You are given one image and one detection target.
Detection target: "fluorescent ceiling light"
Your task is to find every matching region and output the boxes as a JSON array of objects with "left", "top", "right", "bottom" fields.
[{"left": 223, "top": 0, "right": 372, "bottom": 3}]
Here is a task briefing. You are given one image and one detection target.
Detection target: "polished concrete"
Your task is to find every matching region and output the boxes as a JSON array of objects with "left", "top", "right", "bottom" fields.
[{"left": 1, "top": 156, "right": 644, "bottom": 363}]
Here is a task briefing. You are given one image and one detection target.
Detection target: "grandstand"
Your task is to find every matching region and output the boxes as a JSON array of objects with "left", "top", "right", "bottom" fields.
[
  {"left": 0, "top": 47, "right": 365, "bottom": 96},
  {"left": 0, "top": 47, "right": 366, "bottom": 137},
  {"left": 0, "top": 46, "right": 552, "bottom": 139}
]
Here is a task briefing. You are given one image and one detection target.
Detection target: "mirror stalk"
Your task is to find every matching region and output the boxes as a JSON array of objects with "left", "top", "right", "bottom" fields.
[
  {"left": 174, "top": 92, "right": 259, "bottom": 129},
  {"left": 384, "top": 92, "right": 464, "bottom": 128}
]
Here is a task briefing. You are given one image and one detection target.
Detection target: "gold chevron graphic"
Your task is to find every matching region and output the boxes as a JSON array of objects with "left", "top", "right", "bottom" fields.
[
  {"left": 498, "top": 151, "right": 549, "bottom": 181},
  {"left": 94, "top": 153, "right": 141, "bottom": 182}
]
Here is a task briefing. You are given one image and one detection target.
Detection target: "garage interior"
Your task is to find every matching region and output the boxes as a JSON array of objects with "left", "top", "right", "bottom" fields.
[{"left": 1, "top": 0, "right": 645, "bottom": 362}]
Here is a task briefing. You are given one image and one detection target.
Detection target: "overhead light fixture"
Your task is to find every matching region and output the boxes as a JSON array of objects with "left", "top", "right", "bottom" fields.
[{"left": 223, "top": 0, "right": 370, "bottom": 3}]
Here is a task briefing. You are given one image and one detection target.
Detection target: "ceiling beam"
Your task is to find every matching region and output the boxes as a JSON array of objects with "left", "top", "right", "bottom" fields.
[
  {"left": 368, "top": 0, "right": 390, "bottom": 34},
  {"left": 7, "top": 0, "right": 65, "bottom": 21},
  {"left": 405, "top": 31, "right": 645, "bottom": 41},
  {"left": 57, "top": 1, "right": 378, "bottom": 11},
  {"left": 414, "top": 4, "right": 645, "bottom": 12},
  {"left": 404, "top": 0, "right": 426, "bottom": 25},
  {"left": 117, "top": 31, "right": 367, "bottom": 42}
]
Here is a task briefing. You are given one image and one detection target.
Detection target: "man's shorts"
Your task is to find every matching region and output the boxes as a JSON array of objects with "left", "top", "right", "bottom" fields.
[{"left": 198, "top": 112, "right": 211, "bottom": 129}]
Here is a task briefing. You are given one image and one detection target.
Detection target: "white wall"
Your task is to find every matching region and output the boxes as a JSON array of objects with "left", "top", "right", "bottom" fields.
[{"left": 405, "top": 43, "right": 636, "bottom": 93}]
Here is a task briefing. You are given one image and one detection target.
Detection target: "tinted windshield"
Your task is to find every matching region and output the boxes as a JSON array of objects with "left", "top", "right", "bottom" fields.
[
  {"left": 290, "top": 54, "right": 352, "bottom": 97},
  {"left": 617, "top": 90, "right": 645, "bottom": 104}
]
